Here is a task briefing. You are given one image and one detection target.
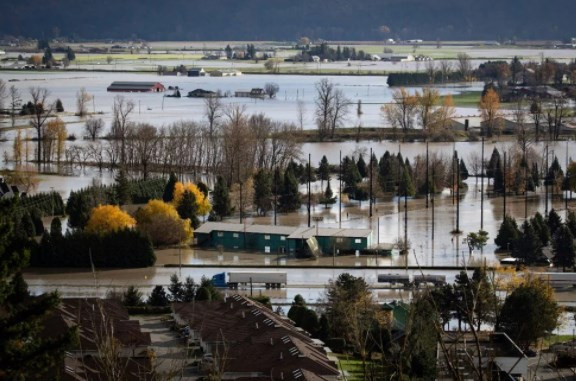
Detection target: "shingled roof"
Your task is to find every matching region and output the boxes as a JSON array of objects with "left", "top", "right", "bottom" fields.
[{"left": 173, "top": 295, "right": 340, "bottom": 381}]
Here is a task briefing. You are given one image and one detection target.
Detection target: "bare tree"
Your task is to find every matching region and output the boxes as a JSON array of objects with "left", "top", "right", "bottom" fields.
[
  {"left": 85, "top": 118, "right": 104, "bottom": 140},
  {"left": 415, "top": 88, "right": 440, "bottom": 137},
  {"left": 314, "top": 79, "right": 349, "bottom": 140},
  {"left": 529, "top": 98, "right": 543, "bottom": 142},
  {"left": 264, "top": 82, "right": 279, "bottom": 99},
  {"left": 439, "top": 60, "right": 452, "bottom": 83},
  {"left": 76, "top": 87, "right": 92, "bottom": 117},
  {"left": 9, "top": 85, "right": 21, "bottom": 127},
  {"left": 0, "top": 79, "right": 6, "bottom": 112},
  {"left": 513, "top": 99, "right": 532, "bottom": 155},
  {"left": 545, "top": 96, "right": 568, "bottom": 141},
  {"left": 314, "top": 78, "right": 335, "bottom": 139},
  {"left": 111, "top": 96, "right": 135, "bottom": 165},
  {"left": 382, "top": 88, "right": 418, "bottom": 141},
  {"left": 425, "top": 60, "right": 436, "bottom": 84},
  {"left": 29, "top": 87, "right": 55, "bottom": 163},
  {"left": 131, "top": 123, "right": 158, "bottom": 179},
  {"left": 457, "top": 53, "right": 472, "bottom": 81},
  {"left": 296, "top": 100, "right": 306, "bottom": 130}
]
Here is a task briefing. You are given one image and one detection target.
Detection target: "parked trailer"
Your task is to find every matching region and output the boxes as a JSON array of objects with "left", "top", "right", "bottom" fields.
[
  {"left": 377, "top": 274, "right": 411, "bottom": 287},
  {"left": 532, "top": 272, "right": 576, "bottom": 288},
  {"left": 413, "top": 275, "right": 447, "bottom": 287},
  {"left": 211, "top": 272, "right": 287, "bottom": 289}
]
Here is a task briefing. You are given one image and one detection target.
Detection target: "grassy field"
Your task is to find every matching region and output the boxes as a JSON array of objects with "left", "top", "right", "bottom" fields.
[
  {"left": 446, "top": 91, "right": 482, "bottom": 108},
  {"left": 334, "top": 354, "right": 384, "bottom": 381}
]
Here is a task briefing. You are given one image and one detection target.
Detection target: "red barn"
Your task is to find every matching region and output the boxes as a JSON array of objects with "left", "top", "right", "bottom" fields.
[{"left": 107, "top": 81, "right": 165, "bottom": 93}]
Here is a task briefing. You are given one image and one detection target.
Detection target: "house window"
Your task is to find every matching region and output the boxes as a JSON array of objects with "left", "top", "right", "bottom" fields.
[
  {"left": 355, "top": 239, "right": 361, "bottom": 244},
  {"left": 217, "top": 232, "right": 224, "bottom": 237},
  {"left": 336, "top": 238, "right": 344, "bottom": 243},
  {"left": 280, "top": 236, "right": 286, "bottom": 241},
  {"left": 233, "top": 233, "right": 239, "bottom": 238},
  {"left": 264, "top": 235, "right": 271, "bottom": 240}
]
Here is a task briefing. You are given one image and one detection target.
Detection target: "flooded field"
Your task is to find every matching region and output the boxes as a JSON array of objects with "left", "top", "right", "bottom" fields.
[{"left": 0, "top": 71, "right": 482, "bottom": 135}]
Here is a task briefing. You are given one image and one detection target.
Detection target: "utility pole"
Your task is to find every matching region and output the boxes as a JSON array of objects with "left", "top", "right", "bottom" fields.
[
  {"left": 308, "top": 153, "right": 311, "bottom": 228},
  {"left": 524, "top": 153, "right": 528, "bottom": 219},
  {"left": 503, "top": 152, "right": 507, "bottom": 220},
  {"left": 426, "top": 141, "right": 429, "bottom": 208},
  {"left": 456, "top": 152, "right": 460, "bottom": 233},
  {"left": 431, "top": 166, "right": 435, "bottom": 240},
  {"left": 339, "top": 150, "right": 342, "bottom": 229},
  {"left": 369, "top": 147, "right": 373, "bottom": 218},
  {"left": 545, "top": 143, "right": 549, "bottom": 216},
  {"left": 274, "top": 166, "right": 278, "bottom": 226},
  {"left": 480, "top": 134, "right": 485, "bottom": 230},
  {"left": 404, "top": 172, "right": 408, "bottom": 254}
]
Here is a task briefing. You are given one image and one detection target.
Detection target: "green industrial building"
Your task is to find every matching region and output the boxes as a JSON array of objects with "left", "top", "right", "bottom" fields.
[{"left": 194, "top": 222, "right": 373, "bottom": 256}]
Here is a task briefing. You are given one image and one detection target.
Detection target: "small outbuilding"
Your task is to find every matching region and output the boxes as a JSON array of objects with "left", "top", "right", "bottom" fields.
[
  {"left": 187, "top": 68, "right": 206, "bottom": 77},
  {"left": 107, "top": 81, "right": 165, "bottom": 93}
]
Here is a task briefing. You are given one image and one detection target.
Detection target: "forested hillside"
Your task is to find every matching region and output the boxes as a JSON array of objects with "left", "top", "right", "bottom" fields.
[{"left": 1, "top": 0, "right": 574, "bottom": 41}]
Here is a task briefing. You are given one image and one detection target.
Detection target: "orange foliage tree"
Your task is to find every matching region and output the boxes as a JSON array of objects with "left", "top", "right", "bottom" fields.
[
  {"left": 479, "top": 88, "right": 502, "bottom": 137},
  {"left": 85, "top": 205, "right": 136, "bottom": 234},
  {"left": 135, "top": 199, "right": 192, "bottom": 246},
  {"left": 173, "top": 182, "right": 211, "bottom": 216}
]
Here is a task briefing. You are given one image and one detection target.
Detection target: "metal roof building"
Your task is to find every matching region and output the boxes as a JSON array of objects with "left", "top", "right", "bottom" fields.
[
  {"left": 106, "top": 81, "right": 165, "bottom": 93},
  {"left": 194, "top": 222, "right": 373, "bottom": 255}
]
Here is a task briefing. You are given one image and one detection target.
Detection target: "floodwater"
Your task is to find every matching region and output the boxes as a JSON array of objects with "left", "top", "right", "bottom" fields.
[{"left": 0, "top": 71, "right": 481, "bottom": 136}]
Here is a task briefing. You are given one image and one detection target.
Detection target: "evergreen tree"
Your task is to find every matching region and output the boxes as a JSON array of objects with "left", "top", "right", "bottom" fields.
[
  {"left": 398, "top": 166, "right": 416, "bottom": 197},
  {"left": 494, "top": 215, "right": 520, "bottom": 251},
  {"left": 357, "top": 154, "right": 367, "bottom": 178},
  {"left": 50, "top": 217, "right": 62, "bottom": 239},
  {"left": 342, "top": 156, "right": 362, "bottom": 197},
  {"left": 177, "top": 190, "right": 199, "bottom": 229},
  {"left": 182, "top": 276, "right": 196, "bottom": 302},
  {"left": 0, "top": 219, "right": 74, "bottom": 379},
  {"left": 195, "top": 287, "right": 211, "bottom": 301},
  {"left": 55, "top": 98, "right": 64, "bottom": 112},
  {"left": 567, "top": 210, "right": 576, "bottom": 237},
  {"left": 547, "top": 209, "right": 562, "bottom": 237},
  {"left": 253, "top": 169, "right": 272, "bottom": 216},
  {"left": 322, "top": 180, "right": 336, "bottom": 207},
  {"left": 493, "top": 160, "right": 504, "bottom": 193},
  {"left": 318, "top": 155, "right": 330, "bottom": 187},
  {"left": 29, "top": 208, "right": 45, "bottom": 235},
  {"left": 66, "top": 46, "right": 76, "bottom": 61},
  {"left": 459, "top": 158, "right": 469, "bottom": 180},
  {"left": 299, "top": 162, "right": 317, "bottom": 184},
  {"left": 272, "top": 167, "right": 284, "bottom": 196},
  {"left": 279, "top": 167, "right": 301, "bottom": 212},
  {"left": 147, "top": 285, "right": 169, "bottom": 307},
  {"left": 211, "top": 176, "right": 231, "bottom": 220},
  {"left": 378, "top": 152, "right": 396, "bottom": 193},
  {"left": 122, "top": 285, "right": 144, "bottom": 307},
  {"left": 531, "top": 212, "right": 551, "bottom": 246},
  {"left": 552, "top": 225, "right": 576, "bottom": 270},
  {"left": 42, "top": 47, "right": 53, "bottom": 64},
  {"left": 531, "top": 162, "right": 541, "bottom": 188},
  {"left": 545, "top": 157, "right": 564, "bottom": 187},
  {"left": 162, "top": 172, "right": 178, "bottom": 202},
  {"left": 115, "top": 170, "right": 131, "bottom": 205},
  {"left": 486, "top": 148, "right": 501, "bottom": 179},
  {"left": 513, "top": 221, "right": 543, "bottom": 264},
  {"left": 168, "top": 273, "right": 184, "bottom": 302},
  {"left": 20, "top": 212, "right": 36, "bottom": 238}
]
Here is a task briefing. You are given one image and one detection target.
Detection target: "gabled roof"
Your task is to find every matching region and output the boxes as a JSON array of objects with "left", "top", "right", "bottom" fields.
[
  {"left": 173, "top": 295, "right": 339, "bottom": 380},
  {"left": 195, "top": 221, "right": 372, "bottom": 239},
  {"left": 288, "top": 226, "right": 372, "bottom": 239}
]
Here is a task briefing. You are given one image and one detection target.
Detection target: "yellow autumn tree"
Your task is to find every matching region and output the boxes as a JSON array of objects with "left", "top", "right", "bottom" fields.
[
  {"left": 135, "top": 199, "right": 192, "bottom": 246},
  {"left": 173, "top": 182, "right": 211, "bottom": 216},
  {"left": 479, "top": 88, "right": 502, "bottom": 137},
  {"left": 86, "top": 205, "right": 136, "bottom": 234}
]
